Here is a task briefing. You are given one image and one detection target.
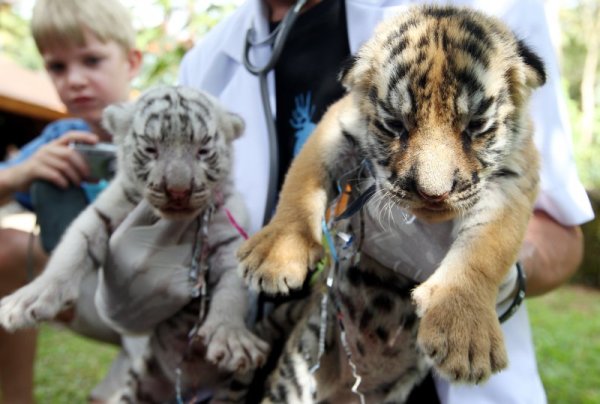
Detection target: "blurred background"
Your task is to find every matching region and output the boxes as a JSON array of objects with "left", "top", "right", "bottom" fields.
[{"left": 0, "top": 0, "right": 598, "bottom": 402}]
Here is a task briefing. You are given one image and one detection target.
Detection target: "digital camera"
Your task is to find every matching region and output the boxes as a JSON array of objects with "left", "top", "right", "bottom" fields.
[{"left": 71, "top": 142, "right": 117, "bottom": 182}]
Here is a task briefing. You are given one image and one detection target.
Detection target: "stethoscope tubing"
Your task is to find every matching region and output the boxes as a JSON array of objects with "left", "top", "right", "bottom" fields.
[
  {"left": 243, "top": 0, "right": 308, "bottom": 75},
  {"left": 242, "top": 0, "right": 308, "bottom": 225}
]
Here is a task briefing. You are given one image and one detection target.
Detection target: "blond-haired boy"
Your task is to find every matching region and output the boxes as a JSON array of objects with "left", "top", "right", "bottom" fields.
[{"left": 0, "top": 0, "right": 141, "bottom": 401}]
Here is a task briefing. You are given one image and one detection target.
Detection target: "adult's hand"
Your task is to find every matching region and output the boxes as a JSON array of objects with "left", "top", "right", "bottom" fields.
[{"left": 519, "top": 210, "right": 584, "bottom": 297}]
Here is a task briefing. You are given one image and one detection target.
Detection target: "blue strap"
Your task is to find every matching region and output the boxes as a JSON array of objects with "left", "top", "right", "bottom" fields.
[{"left": 81, "top": 179, "right": 109, "bottom": 202}]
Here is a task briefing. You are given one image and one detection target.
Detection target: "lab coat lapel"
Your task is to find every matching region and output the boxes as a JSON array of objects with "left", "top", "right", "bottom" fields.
[
  {"left": 221, "top": 0, "right": 273, "bottom": 67},
  {"left": 217, "top": 0, "right": 277, "bottom": 232},
  {"left": 220, "top": 69, "right": 272, "bottom": 233}
]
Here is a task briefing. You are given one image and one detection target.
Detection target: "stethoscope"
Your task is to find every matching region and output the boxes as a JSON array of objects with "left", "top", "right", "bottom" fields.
[{"left": 243, "top": 0, "right": 308, "bottom": 225}]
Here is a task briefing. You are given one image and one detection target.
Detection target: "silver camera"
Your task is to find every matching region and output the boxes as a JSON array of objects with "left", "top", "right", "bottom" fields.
[{"left": 71, "top": 142, "right": 117, "bottom": 181}]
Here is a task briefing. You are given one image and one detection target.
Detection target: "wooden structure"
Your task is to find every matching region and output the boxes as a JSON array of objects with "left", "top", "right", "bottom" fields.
[{"left": 0, "top": 57, "right": 67, "bottom": 159}]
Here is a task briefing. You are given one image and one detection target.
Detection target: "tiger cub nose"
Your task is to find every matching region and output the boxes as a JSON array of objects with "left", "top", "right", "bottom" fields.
[
  {"left": 417, "top": 187, "right": 449, "bottom": 203},
  {"left": 166, "top": 187, "right": 191, "bottom": 201}
]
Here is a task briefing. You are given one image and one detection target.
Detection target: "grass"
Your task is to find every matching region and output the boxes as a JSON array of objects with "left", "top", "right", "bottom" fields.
[
  {"left": 34, "top": 326, "right": 118, "bottom": 403},
  {"left": 29, "top": 285, "right": 600, "bottom": 403},
  {"left": 527, "top": 285, "right": 600, "bottom": 404}
]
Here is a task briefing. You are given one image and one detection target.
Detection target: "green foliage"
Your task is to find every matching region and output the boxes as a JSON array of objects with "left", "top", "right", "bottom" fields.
[
  {"left": 560, "top": 3, "right": 589, "bottom": 104},
  {"left": 0, "top": 3, "right": 43, "bottom": 70},
  {"left": 560, "top": 1, "right": 600, "bottom": 191},
  {"left": 0, "top": 1, "right": 238, "bottom": 90},
  {"left": 566, "top": 94, "right": 600, "bottom": 189},
  {"left": 132, "top": 1, "right": 238, "bottom": 90}
]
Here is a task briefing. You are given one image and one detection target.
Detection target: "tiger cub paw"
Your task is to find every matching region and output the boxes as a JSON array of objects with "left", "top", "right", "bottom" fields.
[
  {"left": 197, "top": 321, "right": 270, "bottom": 373},
  {"left": 237, "top": 222, "right": 322, "bottom": 295},
  {"left": 0, "top": 278, "right": 76, "bottom": 331},
  {"left": 412, "top": 282, "right": 508, "bottom": 384}
]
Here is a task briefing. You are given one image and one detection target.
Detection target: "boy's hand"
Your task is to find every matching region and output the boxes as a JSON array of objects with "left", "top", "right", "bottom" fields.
[{"left": 13, "top": 131, "right": 98, "bottom": 191}]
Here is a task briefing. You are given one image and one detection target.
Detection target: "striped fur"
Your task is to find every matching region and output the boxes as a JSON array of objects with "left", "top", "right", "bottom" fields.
[
  {"left": 0, "top": 86, "right": 268, "bottom": 402},
  {"left": 237, "top": 4, "right": 544, "bottom": 399},
  {"left": 265, "top": 257, "right": 427, "bottom": 404},
  {"left": 219, "top": 254, "right": 428, "bottom": 404},
  {"left": 108, "top": 86, "right": 244, "bottom": 220}
]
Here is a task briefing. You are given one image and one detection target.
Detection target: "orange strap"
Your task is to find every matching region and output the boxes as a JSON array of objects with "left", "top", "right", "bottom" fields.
[{"left": 325, "top": 184, "right": 352, "bottom": 221}]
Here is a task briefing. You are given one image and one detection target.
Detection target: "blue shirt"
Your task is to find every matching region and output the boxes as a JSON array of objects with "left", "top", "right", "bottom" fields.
[{"left": 0, "top": 118, "right": 105, "bottom": 209}]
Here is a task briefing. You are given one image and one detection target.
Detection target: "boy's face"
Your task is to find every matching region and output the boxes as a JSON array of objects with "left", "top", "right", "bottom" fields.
[{"left": 42, "top": 29, "right": 141, "bottom": 132}]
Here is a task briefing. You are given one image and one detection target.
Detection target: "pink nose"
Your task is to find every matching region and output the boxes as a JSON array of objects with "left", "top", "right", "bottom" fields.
[
  {"left": 166, "top": 187, "right": 191, "bottom": 201},
  {"left": 417, "top": 188, "right": 449, "bottom": 203}
]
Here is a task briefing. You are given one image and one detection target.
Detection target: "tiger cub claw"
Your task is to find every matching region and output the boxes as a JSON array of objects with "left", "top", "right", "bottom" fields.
[
  {"left": 0, "top": 277, "right": 75, "bottom": 331},
  {"left": 197, "top": 321, "right": 270, "bottom": 373},
  {"left": 237, "top": 222, "right": 322, "bottom": 295},
  {"left": 412, "top": 281, "right": 508, "bottom": 384}
]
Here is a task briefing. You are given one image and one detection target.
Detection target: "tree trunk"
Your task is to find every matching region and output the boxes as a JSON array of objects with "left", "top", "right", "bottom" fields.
[
  {"left": 574, "top": 190, "right": 600, "bottom": 288},
  {"left": 579, "top": 1, "right": 600, "bottom": 145}
]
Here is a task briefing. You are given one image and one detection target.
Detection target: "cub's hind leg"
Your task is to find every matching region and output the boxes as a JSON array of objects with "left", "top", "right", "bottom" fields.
[
  {"left": 261, "top": 292, "right": 339, "bottom": 404},
  {"left": 108, "top": 343, "right": 175, "bottom": 404},
  {"left": 262, "top": 330, "right": 318, "bottom": 404}
]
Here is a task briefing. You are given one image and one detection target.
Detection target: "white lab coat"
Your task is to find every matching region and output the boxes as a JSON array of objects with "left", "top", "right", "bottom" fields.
[{"left": 179, "top": 1, "right": 594, "bottom": 403}]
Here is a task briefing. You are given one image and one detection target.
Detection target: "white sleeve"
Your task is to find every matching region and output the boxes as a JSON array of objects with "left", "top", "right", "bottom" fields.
[
  {"left": 507, "top": 0, "right": 594, "bottom": 225},
  {"left": 178, "top": 48, "right": 192, "bottom": 86}
]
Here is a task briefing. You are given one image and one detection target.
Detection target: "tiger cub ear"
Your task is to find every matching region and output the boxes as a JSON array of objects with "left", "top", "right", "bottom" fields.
[
  {"left": 338, "top": 54, "right": 360, "bottom": 87},
  {"left": 223, "top": 112, "right": 245, "bottom": 141},
  {"left": 102, "top": 102, "right": 135, "bottom": 142},
  {"left": 339, "top": 52, "right": 372, "bottom": 93},
  {"left": 516, "top": 39, "right": 546, "bottom": 89}
]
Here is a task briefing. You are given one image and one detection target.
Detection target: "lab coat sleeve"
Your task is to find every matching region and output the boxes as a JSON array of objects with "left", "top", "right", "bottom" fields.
[{"left": 505, "top": 0, "right": 594, "bottom": 225}]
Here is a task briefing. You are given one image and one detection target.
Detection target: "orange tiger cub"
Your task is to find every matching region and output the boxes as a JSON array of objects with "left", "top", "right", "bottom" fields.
[{"left": 238, "top": 4, "right": 544, "bottom": 384}]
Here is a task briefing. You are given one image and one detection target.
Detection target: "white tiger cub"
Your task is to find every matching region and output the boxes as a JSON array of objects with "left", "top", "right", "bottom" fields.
[{"left": 0, "top": 86, "right": 268, "bottom": 401}]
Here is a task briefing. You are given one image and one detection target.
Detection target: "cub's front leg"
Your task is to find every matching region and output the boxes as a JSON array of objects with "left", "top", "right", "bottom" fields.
[
  {"left": 197, "top": 270, "right": 270, "bottom": 373},
  {"left": 238, "top": 97, "right": 353, "bottom": 295},
  {"left": 0, "top": 179, "right": 135, "bottom": 331},
  {"left": 412, "top": 172, "right": 538, "bottom": 383},
  {"left": 198, "top": 196, "right": 270, "bottom": 372}
]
